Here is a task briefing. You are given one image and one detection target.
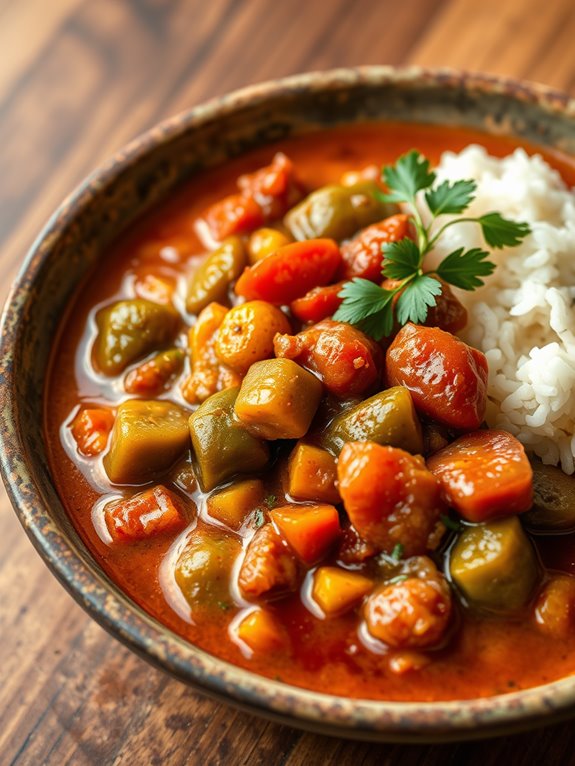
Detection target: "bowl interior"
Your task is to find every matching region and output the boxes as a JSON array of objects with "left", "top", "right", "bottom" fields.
[{"left": 3, "top": 67, "right": 575, "bottom": 741}]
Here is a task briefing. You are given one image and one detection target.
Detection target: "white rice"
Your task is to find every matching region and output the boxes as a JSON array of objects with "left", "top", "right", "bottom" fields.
[{"left": 431, "top": 145, "right": 575, "bottom": 474}]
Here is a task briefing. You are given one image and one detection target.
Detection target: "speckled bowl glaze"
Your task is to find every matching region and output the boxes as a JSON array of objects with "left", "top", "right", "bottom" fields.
[{"left": 2, "top": 67, "right": 575, "bottom": 743}]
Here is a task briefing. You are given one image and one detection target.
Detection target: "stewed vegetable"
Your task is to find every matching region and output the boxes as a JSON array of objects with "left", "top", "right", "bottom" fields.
[{"left": 49, "top": 124, "right": 575, "bottom": 703}]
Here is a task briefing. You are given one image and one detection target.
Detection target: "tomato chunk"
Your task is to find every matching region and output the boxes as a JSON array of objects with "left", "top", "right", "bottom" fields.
[
  {"left": 71, "top": 407, "right": 115, "bottom": 456},
  {"left": 274, "top": 319, "right": 381, "bottom": 398},
  {"left": 386, "top": 323, "right": 488, "bottom": 430},
  {"left": 427, "top": 429, "right": 533, "bottom": 522},
  {"left": 238, "top": 524, "right": 298, "bottom": 600},
  {"left": 235, "top": 239, "right": 342, "bottom": 305},
  {"left": 340, "top": 214, "right": 410, "bottom": 281},
  {"left": 203, "top": 194, "right": 264, "bottom": 240},
  {"left": 238, "top": 152, "right": 304, "bottom": 219},
  {"left": 364, "top": 573, "right": 452, "bottom": 649},
  {"left": 337, "top": 441, "right": 444, "bottom": 556},
  {"left": 104, "top": 485, "right": 186, "bottom": 543},
  {"left": 203, "top": 153, "right": 304, "bottom": 240},
  {"left": 270, "top": 504, "right": 341, "bottom": 565},
  {"left": 290, "top": 282, "right": 346, "bottom": 323}
]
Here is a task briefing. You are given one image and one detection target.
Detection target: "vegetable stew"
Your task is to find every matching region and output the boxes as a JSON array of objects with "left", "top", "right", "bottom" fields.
[{"left": 45, "top": 123, "right": 575, "bottom": 701}]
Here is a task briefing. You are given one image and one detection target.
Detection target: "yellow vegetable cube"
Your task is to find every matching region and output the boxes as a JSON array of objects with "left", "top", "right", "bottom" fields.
[
  {"left": 312, "top": 566, "right": 373, "bottom": 617},
  {"left": 104, "top": 399, "right": 190, "bottom": 484},
  {"left": 234, "top": 358, "right": 322, "bottom": 440},
  {"left": 236, "top": 608, "right": 286, "bottom": 652},
  {"left": 288, "top": 441, "right": 340, "bottom": 504},
  {"left": 207, "top": 479, "right": 265, "bottom": 530}
]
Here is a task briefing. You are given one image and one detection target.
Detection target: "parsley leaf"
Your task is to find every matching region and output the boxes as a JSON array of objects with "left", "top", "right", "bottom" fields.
[
  {"left": 334, "top": 279, "right": 397, "bottom": 340},
  {"left": 381, "top": 150, "right": 436, "bottom": 203},
  {"left": 334, "top": 150, "right": 530, "bottom": 338},
  {"left": 391, "top": 543, "right": 404, "bottom": 562},
  {"left": 436, "top": 247, "right": 496, "bottom": 290},
  {"left": 264, "top": 495, "right": 276, "bottom": 510},
  {"left": 478, "top": 212, "right": 531, "bottom": 248},
  {"left": 425, "top": 178, "right": 476, "bottom": 216},
  {"left": 396, "top": 275, "right": 442, "bottom": 325},
  {"left": 440, "top": 513, "right": 462, "bottom": 532},
  {"left": 382, "top": 238, "right": 421, "bottom": 280}
]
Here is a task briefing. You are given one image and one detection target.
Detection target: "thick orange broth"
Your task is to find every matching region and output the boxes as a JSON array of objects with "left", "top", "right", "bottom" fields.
[{"left": 45, "top": 122, "right": 575, "bottom": 701}]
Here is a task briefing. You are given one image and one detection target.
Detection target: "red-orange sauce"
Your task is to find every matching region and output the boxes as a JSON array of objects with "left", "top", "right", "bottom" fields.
[{"left": 45, "top": 123, "right": 575, "bottom": 701}]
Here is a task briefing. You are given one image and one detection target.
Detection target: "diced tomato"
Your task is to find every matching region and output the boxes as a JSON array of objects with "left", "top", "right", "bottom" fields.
[
  {"left": 124, "top": 349, "right": 184, "bottom": 396},
  {"left": 290, "top": 282, "right": 346, "bottom": 323},
  {"left": 238, "top": 152, "right": 304, "bottom": 219},
  {"left": 104, "top": 485, "right": 186, "bottom": 543},
  {"left": 274, "top": 319, "right": 382, "bottom": 398},
  {"left": 270, "top": 504, "right": 340, "bottom": 565},
  {"left": 427, "top": 429, "right": 533, "bottom": 522},
  {"left": 337, "top": 441, "right": 444, "bottom": 556},
  {"left": 340, "top": 214, "right": 410, "bottom": 281},
  {"left": 337, "top": 524, "right": 379, "bottom": 565},
  {"left": 203, "top": 194, "right": 264, "bottom": 240},
  {"left": 235, "top": 239, "right": 342, "bottom": 305},
  {"left": 71, "top": 408, "right": 115, "bottom": 457},
  {"left": 203, "top": 153, "right": 304, "bottom": 241},
  {"left": 386, "top": 323, "right": 488, "bottom": 430},
  {"left": 238, "top": 524, "right": 298, "bottom": 599},
  {"left": 133, "top": 272, "right": 176, "bottom": 304}
]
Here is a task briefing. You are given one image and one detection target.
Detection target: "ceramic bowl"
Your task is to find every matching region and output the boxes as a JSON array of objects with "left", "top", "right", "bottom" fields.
[{"left": 2, "top": 67, "right": 575, "bottom": 743}]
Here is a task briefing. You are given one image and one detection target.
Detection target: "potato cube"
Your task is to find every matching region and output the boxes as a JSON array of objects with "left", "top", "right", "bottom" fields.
[
  {"left": 104, "top": 400, "right": 190, "bottom": 484},
  {"left": 234, "top": 358, "right": 322, "bottom": 440}
]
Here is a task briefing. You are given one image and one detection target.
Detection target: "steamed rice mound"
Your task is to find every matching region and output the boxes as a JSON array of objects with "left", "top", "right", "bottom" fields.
[{"left": 432, "top": 146, "right": 575, "bottom": 474}]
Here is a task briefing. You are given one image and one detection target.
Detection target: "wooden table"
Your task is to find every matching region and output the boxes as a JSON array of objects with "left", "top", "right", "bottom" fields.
[{"left": 2, "top": 0, "right": 575, "bottom": 763}]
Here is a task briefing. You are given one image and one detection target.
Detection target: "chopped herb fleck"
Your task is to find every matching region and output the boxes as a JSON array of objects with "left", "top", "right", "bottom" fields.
[{"left": 391, "top": 543, "right": 404, "bottom": 562}]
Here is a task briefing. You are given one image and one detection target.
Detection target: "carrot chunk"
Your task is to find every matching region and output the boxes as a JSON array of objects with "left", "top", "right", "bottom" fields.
[
  {"left": 312, "top": 566, "right": 373, "bottom": 616},
  {"left": 235, "top": 239, "right": 342, "bottom": 305},
  {"left": 71, "top": 407, "right": 115, "bottom": 456},
  {"left": 427, "top": 429, "right": 533, "bottom": 522},
  {"left": 236, "top": 608, "right": 287, "bottom": 653},
  {"left": 270, "top": 504, "right": 340, "bottom": 565},
  {"left": 287, "top": 442, "right": 340, "bottom": 504},
  {"left": 290, "top": 282, "right": 346, "bottom": 323},
  {"left": 104, "top": 485, "right": 186, "bottom": 543}
]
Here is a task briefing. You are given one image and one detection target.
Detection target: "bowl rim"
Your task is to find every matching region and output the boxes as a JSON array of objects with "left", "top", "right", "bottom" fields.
[{"left": 2, "top": 64, "right": 575, "bottom": 742}]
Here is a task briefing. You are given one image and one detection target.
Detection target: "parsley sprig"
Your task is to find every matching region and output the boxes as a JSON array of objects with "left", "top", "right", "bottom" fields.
[{"left": 333, "top": 150, "right": 531, "bottom": 340}]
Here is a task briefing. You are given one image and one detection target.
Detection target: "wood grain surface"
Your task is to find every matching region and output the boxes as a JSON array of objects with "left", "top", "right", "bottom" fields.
[{"left": 2, "top": 1, "right": 575, "bottom": 763}]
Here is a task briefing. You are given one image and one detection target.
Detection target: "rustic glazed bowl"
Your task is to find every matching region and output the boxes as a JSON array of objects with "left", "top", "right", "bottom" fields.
[{"left": 2, "top": 67, "right": 575, "bottom": 743}]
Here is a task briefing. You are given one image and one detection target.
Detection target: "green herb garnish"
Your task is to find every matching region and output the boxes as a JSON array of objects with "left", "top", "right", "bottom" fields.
[
  {"left": 333, "top": 150, "right": 531, "bottom": 339},
  {"left": 391, "top": 543, "right": 404, "bottom": 562},
  {"left": 264, "top": 494, "right": 277, "bottom": 509},
  {"left": 217, "top": 600, "right": 232, "bottom": 611},
  {"left": 440, "top": 513, "right": 462, "bottom": 533},
  {"left": 253, "top": 509, "right": 266, "bottom": 528}
]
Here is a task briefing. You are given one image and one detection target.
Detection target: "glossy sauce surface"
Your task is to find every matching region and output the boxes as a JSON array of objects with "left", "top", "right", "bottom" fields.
[{"left": 45, "top": 123, "right": 575, "bottom": 701}]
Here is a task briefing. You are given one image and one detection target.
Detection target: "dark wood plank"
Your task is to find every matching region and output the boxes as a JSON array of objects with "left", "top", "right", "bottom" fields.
[{"left": 2, "top": 0, "right": 575, "bottom": 764}]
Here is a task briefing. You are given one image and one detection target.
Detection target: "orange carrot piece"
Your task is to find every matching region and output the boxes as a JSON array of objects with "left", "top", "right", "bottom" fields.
[
  {"left": 236, "top": 608, "right": 287, "bottom": 652},
  {"left": 427, "top": 429, "right": 533, "bottom": 522},
  {"left": 270, "top": 504, "right": 340, "bottom": 565}
]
